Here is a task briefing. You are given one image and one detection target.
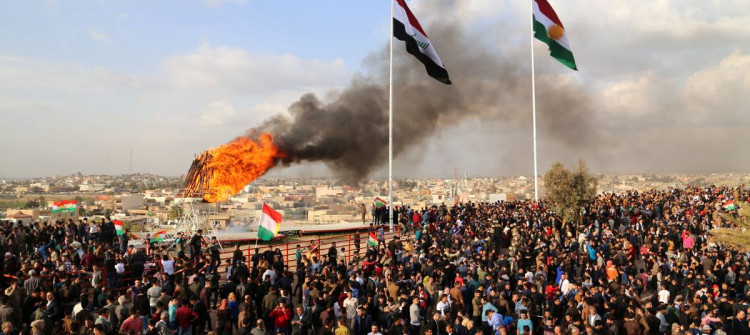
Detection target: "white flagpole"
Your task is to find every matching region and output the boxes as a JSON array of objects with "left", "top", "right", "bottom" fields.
[
  {"left": 254, "top": 203, "right": 263, "bottom": 248},
  {"left": 388, "top": 0, "right": 394, "bottom": 232},
  {"left": 530, "top": 0, "right": 539, "bottom": 202}
]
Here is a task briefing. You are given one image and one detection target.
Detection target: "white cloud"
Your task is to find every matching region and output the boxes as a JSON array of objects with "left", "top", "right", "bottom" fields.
[
  {"left": 201, "top": 100, "right": 237, "bottom": 126},
  {"left": 88, "top": 29, "right": 111, "bottom": 44},
  {"left": 163, "top": 43, "right": 349, "bottom": 97},
  {"left": 203, "top": 0, "right": 247, "bottom": 8}
]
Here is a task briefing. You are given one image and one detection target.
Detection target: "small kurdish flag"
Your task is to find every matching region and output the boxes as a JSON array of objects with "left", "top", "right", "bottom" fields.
[
  {"left": 533, "top": 0, "right": 577, "bottom": 70},
  {"left": 52, "top": 200, "right": 78, "bottom": 213},
  {"left": 150, "top": 230, "right": 167, "bottom": 242},
  {"left": 114, "top": 220, "right": 124, "bottom": 236},
  {"left": 375, "top": 197, "right": 387, "bottom": 208},
  {"left": 258, "top": 203, "right": 283, "bottom": 241},
  {"left": 723, "top": 201, "right": 736, "bottom": 210},
  {"left": 368, "top": 231, "right": 377, "bottom": 247}
]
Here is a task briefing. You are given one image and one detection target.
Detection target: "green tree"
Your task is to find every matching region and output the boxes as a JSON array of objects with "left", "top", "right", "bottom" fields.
[
  {"left": 709, "top": 205, "right": 750, "bottom": 252},
  {"left": 543, "top": 159, "right": 598, "bottom": 224},
  {"left": 168, "top": 205, "right": 184, "bottom": 220}
]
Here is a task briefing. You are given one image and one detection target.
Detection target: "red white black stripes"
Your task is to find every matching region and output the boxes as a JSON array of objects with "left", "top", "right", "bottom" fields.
[{"left": 393, "top": 0, "right": 451, "bottom": 85}]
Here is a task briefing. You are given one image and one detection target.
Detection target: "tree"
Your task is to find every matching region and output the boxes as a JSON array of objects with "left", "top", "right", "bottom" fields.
[
  {"left": 168, "top": 205, "right": 184, "bottom": 220},
  {"left": 543, "top": 159, "right": 598, "bottom": 224},
  {"left": 709, "top": 205, "right": 750, "bottom": 252}
]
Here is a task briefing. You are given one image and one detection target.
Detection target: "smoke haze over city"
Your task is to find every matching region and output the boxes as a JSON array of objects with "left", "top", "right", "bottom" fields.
[{"left": 0, "top": 0, "right": 748, "bottom": 179}]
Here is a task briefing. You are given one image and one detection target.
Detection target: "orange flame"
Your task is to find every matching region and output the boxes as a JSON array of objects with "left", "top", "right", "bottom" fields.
[{"left": 202, "top": 132, "right": 284, "bottom": 203}]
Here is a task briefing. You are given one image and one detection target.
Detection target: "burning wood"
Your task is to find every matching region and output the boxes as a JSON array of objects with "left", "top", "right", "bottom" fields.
[
  {"left": 179, "top": 152, "right": 214, "bottom": 199},
  {"left": 179, "top": 132, "right": 284, "bottom": 203}
]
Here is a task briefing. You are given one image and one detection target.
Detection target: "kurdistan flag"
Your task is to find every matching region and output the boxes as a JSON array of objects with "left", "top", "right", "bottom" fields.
[
  {"left": 150, "top": 230, "right": 167, "bottom": 242},
  {"left": 52, "top": 200, "right": 78, "bottom": 213},
  {"left": 533, "top": 0, "right": 577, "bottom": 70},
  {"left": 258, "top": 203, "right": 283, "bottom": 241},
  {"left": 114, "top": 220, "right": 123, "bottom": 236},
  {"left": 368, "top": 231, "right": 377, "bottom": 247},
  {"left": 723, "top": 201, "right": 736, "bottom": 210},
  {"left": 375, "top": 197, "right": 387, "bottom": 208}
]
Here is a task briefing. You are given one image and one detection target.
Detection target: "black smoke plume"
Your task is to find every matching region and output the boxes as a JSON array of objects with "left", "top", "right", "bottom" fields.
[{"left": 248, "top": 0, "right": 599, "bottom": 179}]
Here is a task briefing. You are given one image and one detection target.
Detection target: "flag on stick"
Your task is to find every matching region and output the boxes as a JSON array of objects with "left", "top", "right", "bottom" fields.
[
  {"left": 114, "top": 220, "right": 124, "bottom": 236},
  {"left": 393, "top": 0, "right": 451, "bottom": 84},
  {"left": 533, "top": 0, "right": 577, "bottom": 70},
  {"left": 52, "top": 200, "right": 78, "bottom": 213},
  {"left": 150, "top": 230, "right": 167, "bottom": 242},
  {"left": 368, "top": 231, "right": 378, "bottom": 247},
  {"left": 258, "top": 203, "right": 283, "bottom": 241},
  {"left": 375, "top": 197, "right": 388, "bottom": 208}
]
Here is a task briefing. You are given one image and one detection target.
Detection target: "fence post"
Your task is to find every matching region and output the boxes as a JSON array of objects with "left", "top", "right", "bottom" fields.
[
  {"left": 317, "top": 236, "right": 321, "bottom": 259},
  {"left": 347, "top": 233, "right": 351, "bottom": 263},
  {"left": 285, "top": 242, "right": 289, "bottom": 268}
]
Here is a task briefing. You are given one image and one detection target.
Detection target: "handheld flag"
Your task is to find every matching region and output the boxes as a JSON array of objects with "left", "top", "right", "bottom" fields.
[
  {"left": 52, "top": 200, "right": 78, "bottom": 213},
  {"left": 114, "top": 220, "right": 124, "bottom": 236},
  {"left": 393, "top": 0, "right": 451, "bottom": 84},
  {"left": 533, "top": 0, "right": 577, "bottom": 70},
  {"left": 258, "top": 203, "right": 283, "bottom": 241},
  {"left": 723, "top": 201, "right": 736, "bottom": 210},
  {"left": 368, "top": 231, "right": 378, "bottom": 247},
  {"left": 150, "top": 230, "right": 167, "bottom": 243},
  {"left": 375, "top": 197, "right": 388, "bottom": 208}
]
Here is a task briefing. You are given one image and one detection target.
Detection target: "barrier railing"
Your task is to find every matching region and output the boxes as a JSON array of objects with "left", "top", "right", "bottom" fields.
[{"left": 2, "top": 224, "right": 406, "bottom": 290}]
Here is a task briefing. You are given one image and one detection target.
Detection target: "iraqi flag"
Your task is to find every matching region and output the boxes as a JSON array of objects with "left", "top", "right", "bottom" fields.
[
  {"left": 258, "top": 203, "right": 283, "bottom": 241},
  {"left": 393, "top": 0, "right": 451, "bottom": 84},
  {"left": 533, "top": 0, "right": 578, "bottom": 70}
]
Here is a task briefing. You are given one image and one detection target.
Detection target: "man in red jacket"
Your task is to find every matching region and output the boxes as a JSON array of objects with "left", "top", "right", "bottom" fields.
[
  {"left": 175, "top": 300, "right": 198, "bottom": 335},
  {"left": 269, "top": 299, "right": 292, "bottom": 335}
]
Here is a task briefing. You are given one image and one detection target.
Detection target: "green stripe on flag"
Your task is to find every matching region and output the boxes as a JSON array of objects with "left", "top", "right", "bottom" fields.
[
  {"left": 258, "top": 225, "right": 275, "bottom": 241},
  {"left": 533, "top": 16, "right": 578, "bottom": 71}
]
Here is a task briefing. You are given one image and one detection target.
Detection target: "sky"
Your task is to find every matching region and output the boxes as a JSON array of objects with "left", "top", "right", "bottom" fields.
[{"left": 0, "top": 0, "right": 748, "bottom": 179}]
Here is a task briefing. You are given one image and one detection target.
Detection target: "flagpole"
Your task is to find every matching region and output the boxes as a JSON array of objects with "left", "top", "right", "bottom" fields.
[
  {"left": 530, "top": 0, "right": 539, "bottom": 202},
  {"left": 388, "top": 0, "right": 394, "bottom": 232},
  {"left": 254, "top": 203, "right": 262, "bottom": 249}
]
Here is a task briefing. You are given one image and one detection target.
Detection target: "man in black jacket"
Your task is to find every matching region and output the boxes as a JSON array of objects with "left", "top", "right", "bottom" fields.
[
  {"left": 291, "top": 306, "right": 311, "bottom": 335},
  {"left": 730, "top": 309, "right": 749, "bottom": 335}
]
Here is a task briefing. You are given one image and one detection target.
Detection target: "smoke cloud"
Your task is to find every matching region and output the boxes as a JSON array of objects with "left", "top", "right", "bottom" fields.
[{"left": 247, "top": 0, "right": 600, "bottom": 179}]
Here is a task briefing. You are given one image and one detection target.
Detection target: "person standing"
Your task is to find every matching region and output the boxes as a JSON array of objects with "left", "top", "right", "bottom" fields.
[
  {"left": 409, "top": 297, "right": 420, "bottom": 335},
  {"left": 176, "top": 300, "right": 198, "bottom": 335},
  {"left": 269, "top": 300, "right": 292, "bottom": 335}
]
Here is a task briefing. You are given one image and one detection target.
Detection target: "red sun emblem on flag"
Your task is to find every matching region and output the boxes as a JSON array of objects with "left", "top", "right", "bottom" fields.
[{"left": 547, "top": 25, "right": 565, "bottom": 40}]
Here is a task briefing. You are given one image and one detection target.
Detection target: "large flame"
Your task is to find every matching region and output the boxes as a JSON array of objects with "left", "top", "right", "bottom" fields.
[{"left": 201, "top": 132, "right": 283, "bottom": 203}]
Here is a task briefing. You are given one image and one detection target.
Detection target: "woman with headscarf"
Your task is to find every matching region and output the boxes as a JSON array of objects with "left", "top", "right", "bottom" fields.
[{"left": 217, "top": 299, "right": 232, "bottom": 335}]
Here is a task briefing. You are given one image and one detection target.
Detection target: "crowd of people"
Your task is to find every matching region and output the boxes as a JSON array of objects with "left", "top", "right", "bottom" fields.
[{"left": 0, "top": 185, "right": 748, "bottom": 335}]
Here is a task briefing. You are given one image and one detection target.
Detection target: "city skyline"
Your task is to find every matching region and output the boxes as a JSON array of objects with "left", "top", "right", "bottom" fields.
[{"left": 1, "top": 0, "right": 748, "bottom": 179}]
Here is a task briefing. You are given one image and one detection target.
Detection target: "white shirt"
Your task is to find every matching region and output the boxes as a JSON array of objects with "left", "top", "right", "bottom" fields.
[
  {"left": 436, "top": 300, "right": 451, "bottom": 317},
  {"left": 115, "top": 262, "right": 125, "bottom": 274},
  {"left": 161, "top": 260, "right": 174, "bottom": 275},
  {"left": 658, "top": 289, "right": 670, "bottom": 304},
  {"left": 343, "top": 297, "right": 358, "bottom": 318},
  {"left": 560, "top": 279, "right": 571, "bottom": 296},
  {"left": 262, "top": 269, "right": 277, "bottom": 285},
  {"left": 72, "top": 302, "right": 84, "bottom": 316}
]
